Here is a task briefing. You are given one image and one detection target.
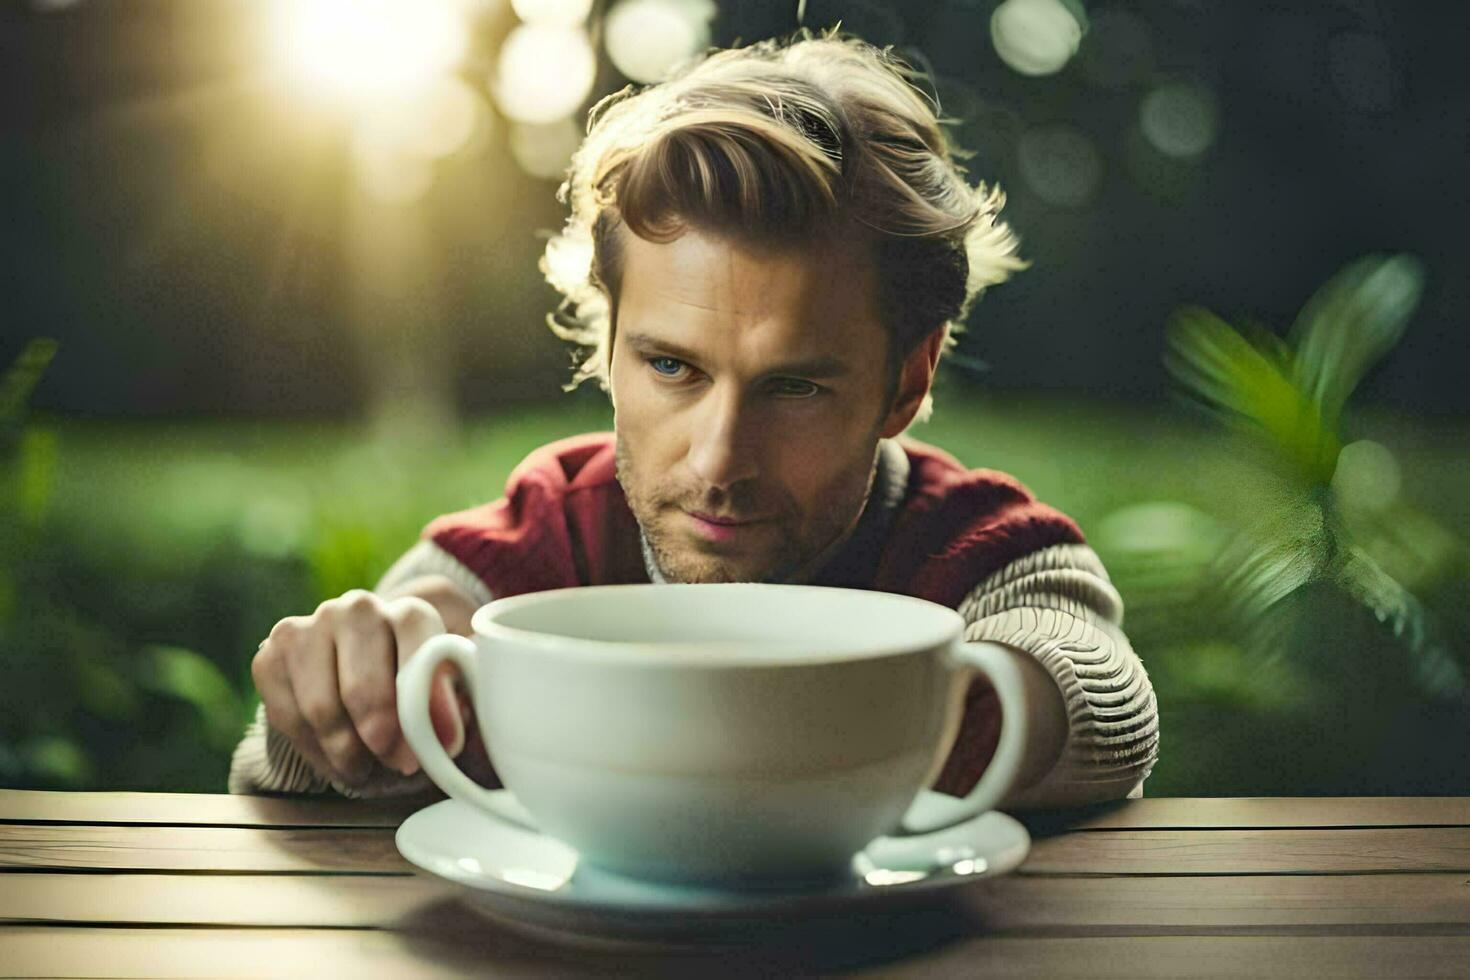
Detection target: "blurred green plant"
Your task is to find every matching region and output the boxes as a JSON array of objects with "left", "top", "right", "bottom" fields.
[
  {"left": 0, "top": 339, "right": 58, "bottom": 434},
  {"left": 1163, "top": 253, "right": 1468, "bottom": 703},
  {"left": 1, "top": 337, "right": 89, "bottom": 786},
  {"left": 1, "top": 378, "right": 617, "bottom": 792},
  {"left": 0, "top": 338, "right": 60, "bottom": 537},
  {"left": 3, "top": 340, "right": 251, "bottom": 788}
]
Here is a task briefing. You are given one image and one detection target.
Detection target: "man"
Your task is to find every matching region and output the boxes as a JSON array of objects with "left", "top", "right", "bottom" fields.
[{"left": 230, "top": 32, "right": 1158, "bottom": 809}]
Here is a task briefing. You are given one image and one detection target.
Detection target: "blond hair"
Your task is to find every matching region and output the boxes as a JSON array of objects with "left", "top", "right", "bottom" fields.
[{"left": 540, "top": 28, "right": 1025, "bottom": 424}]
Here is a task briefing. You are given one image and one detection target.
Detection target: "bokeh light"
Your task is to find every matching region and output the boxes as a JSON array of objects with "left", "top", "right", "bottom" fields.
[
  {"left": 605, "top": 0, "right": 716, "bottom": 84},
  {"left": 510, "top": 117, "right": 583, "bottom": 179},
  {"left": 1017, "top": 125, "right": 1102, "bottom": 207},
  {"left": 1333, "top": 439, "right": 1402, "bottom": 512},
  {"left": 990, "top": 0, "right": 1085, "bottom": 77},
  {"left": 1139, "top": 81, "right": 1218, "bottom": 158},
  {"left": 351, "top": 131, "right": 437, "bottom": 204},
  {"left": 493, "top": 23, "right": 598, "bottom": 123},
  {"left": 1094, "top": 501, "right": 1226, "bottom": 566},
  {"left": 270, "top": 0, "right": 468, "bottom": 102},
  {"left": 354, "top": 78, "right": 487, "bottom": 162},
  {"left": 511, "top": 0, "right": 594, "bottom": 25}
]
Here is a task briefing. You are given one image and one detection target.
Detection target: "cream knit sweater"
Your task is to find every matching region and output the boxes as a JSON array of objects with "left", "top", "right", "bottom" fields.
[{"left": 228, "top": 442, "right": 1158, "bottom": 809}]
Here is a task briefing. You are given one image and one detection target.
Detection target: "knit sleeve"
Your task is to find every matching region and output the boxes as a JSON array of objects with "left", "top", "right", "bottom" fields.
[
  {"left": 226, "top": 539, "right": 491, "bottom": 798},
  {"left": 931, "top": 543, "right": 1159, "bottom": 809}
]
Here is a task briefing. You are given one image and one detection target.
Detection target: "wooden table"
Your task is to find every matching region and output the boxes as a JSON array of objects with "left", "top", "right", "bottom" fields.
[{"left": 2, "top": 790, "right": 1467, "bottom": 977}]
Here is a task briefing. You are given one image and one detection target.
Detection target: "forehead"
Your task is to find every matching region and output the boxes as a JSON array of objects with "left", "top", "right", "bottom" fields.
[{"left": 615, "top": 226, "right": 887, "bottom": 365}]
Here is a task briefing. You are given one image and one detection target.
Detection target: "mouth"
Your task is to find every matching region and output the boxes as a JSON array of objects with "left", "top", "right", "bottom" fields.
[
  {"left": 682, "top": 509, "right": 771, "bottom": 542},
  {"left": 686, "top": 510, "right": 766, "bottom": 526}
]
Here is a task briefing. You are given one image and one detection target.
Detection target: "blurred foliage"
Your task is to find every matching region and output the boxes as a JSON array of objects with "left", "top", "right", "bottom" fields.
[
  {"left": 1165, "top": 253, "right": 1466, "bottom": 702},
  {"left": 0, "top": 379, "right": 614, "bottom": 792},
  {"left": 3, "top": 280, "right": 1468, "bottom": 795},
  {"left": 1088, "top": 252, "right": 1470, "bottom": 796}
]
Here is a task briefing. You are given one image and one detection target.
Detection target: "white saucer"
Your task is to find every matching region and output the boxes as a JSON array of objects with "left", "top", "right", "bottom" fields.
[{"left": 394, "top": 789, "right": 1030, "bottom": 948}]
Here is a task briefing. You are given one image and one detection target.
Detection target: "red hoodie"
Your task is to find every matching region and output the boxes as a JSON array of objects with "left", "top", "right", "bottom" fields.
[{"left": 422, "top": 431, "right": 1084, "bottom": 797}]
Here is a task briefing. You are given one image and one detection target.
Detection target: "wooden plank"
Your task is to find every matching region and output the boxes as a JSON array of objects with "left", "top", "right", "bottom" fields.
[
  {"left": 4, "top": 822, "right": 1469, "bottom": 877},
  {"left": 0, "top": 790, "right": 439, "bottom": 829},
  {"left": 2, "top": 927, "right": 1469, "bottom": 979},
  {"left": 0, "top": 926, "right": 545, "bottom": 980},
  {"left": 896, "top": 935, "right": 1470, "bottom": 979},
  {"left": 958, "top": 873, "right": 1470, "bottom": 932},
  {"left": 0, "top": 873, "right": 460, "bottom": 928},
  {"left": 4, "top": 791, "right": 1464, "bottom": 832},
  {"left": 1016, "top": 797, "right": 1470, "bottom": 831},
  {"left": 1022, "top": 827, "right": 1470, "bottom": 875},
  {"left": 0, "top": 824, "right": 411, "bottom": 874},
  {"left": 2, "top": 871, "right": 1468, "bottom": 933}
]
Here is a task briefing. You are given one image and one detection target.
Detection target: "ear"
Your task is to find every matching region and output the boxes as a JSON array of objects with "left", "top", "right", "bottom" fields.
[{"left": 878, "top": 324, "right": 947, "bottom": 439}]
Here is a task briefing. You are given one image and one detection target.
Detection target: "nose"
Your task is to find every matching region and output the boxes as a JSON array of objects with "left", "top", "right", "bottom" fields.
[{"left": 686, "top": 383, "right": 760, "bottom": 492}]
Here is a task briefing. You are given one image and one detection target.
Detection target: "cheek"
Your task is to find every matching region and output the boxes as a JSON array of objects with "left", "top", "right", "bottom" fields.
[
  {"left": 793, "top": 426, "right": 870, "bottom": 505},
  {"left": 768, "top": 424, "right": 861, "bottom": 509},
  {"left": 612, "top": 362, "right": 654, "bottom": 432},
  {"left": 613, "top": 382, "right": 680, "bottom": 480},
  {"left": 618, "top": 359, "right": 681, "bottom": 419}
]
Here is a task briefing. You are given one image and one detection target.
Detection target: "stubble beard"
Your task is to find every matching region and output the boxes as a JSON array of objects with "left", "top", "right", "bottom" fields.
[{"left": 614, "top": 437, "right": 877, "bottom": 585}]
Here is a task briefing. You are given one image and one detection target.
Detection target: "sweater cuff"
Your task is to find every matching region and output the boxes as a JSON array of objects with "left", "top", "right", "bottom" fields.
[
  {"left": 951, "top": 544, "right": 1160, "bottom": 810},
  {"left": 978, "top": 607, "right": 1159, "bottom": 809},
  {"left": 227, "top": 701, "right": 443, "bottom": 801},
  {"left": 375, "top": 539, "right": 494, "bottom": 607}
]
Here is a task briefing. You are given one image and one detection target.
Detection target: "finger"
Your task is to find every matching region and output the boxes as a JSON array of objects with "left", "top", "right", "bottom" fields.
[
  {"left": 384, "top": 596, "right": 452, "bottom": 773},
  {"left": 331, "top": 592, "right": 405, "bottom": 775},
  {"left": 289, "top": 603, "right": 376, "bottom": 786},
  {"left": 254, "top": 625, "right": 339, "bottom": 785},
  {"left": 390, "top": 599, "right": 463, "bottom": 774},
  {"left": 276, "top": 668, "right": 347, "bottom": 787}
]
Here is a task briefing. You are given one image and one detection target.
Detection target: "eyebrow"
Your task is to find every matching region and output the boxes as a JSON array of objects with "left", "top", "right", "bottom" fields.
[{"left": 622, "top": 331, "right": 852, "bottom": 379}]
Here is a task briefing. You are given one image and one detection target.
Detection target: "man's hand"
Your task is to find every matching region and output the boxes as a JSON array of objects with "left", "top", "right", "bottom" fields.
[{"left": 251, "top": 586, "right": 477, "bottom": 789}]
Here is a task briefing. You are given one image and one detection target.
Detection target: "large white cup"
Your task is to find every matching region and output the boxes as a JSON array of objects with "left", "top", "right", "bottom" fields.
[{"left": 397, "top": 583, "right": 1038, "bottom": 887}]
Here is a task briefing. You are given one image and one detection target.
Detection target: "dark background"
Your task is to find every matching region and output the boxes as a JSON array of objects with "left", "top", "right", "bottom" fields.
[{"left": 4, "top": 0, "right": 1467, "bottom": 419}]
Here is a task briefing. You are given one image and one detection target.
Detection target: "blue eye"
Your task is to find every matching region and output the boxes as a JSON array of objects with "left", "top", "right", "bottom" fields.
[
  {"left": 647, "top": 356, "right": 687, "bottom": 378},
  {"left": 643, "top": 357, "right": 819, "bottom": 397}
]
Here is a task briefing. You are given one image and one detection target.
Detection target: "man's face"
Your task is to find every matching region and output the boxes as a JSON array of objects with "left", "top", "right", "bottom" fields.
[{"left": 609, "top": 226, "right": 906, "bottom": 584}]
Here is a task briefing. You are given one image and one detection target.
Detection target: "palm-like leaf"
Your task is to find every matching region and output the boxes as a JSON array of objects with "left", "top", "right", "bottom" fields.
[
  {"left": 1214, "top": 498, "right": 1334, "bottom": 624},
  {"left": 1334, "top": 544, "right": 1466, "bottom": 700},
  {"left": 1161, "top": 254, "right": 1463, "bottom": 703},
  {"left": 1164, "top": 307, "right": 1339, "bottom": 485},
  {"left": 1289, "top": 254, "right": 1424, "bottom": 435},
  {"left": 1, "top": 338, "right": 58, "bottom": 453}
]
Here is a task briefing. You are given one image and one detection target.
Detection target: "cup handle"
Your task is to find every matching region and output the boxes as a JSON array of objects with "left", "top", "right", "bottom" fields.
[
  {"left": 888, "top": 640, "right": 1032, "bottom": 836},
  {"left": 396, "top": 633, "right": 539, "bottom": 833}
]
